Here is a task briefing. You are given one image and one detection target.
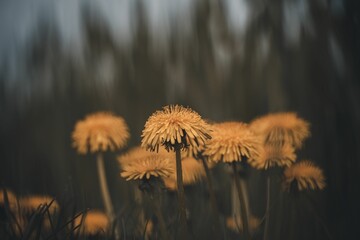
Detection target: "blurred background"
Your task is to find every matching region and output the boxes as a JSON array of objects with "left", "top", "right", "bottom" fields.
[{"left": 0, "top": 0, "right": 359, "bottom": 239}]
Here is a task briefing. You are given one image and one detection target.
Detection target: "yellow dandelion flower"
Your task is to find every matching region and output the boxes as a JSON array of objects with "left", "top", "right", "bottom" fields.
[
  {"left": 118, "top": 146, "right": 173, "bottom": 165},
  {"left": 283, "top": 160, "right": 326, "bottom": 191},
  {"left": 249, "top": 112, "right": 310, "bottom": 149},
  {"left": 203, "top": 122, "right": 262, "bottom": 163},
  {"left": 141, "top": 105, "right": 212, "bottom": 152},
  {"left": 226, "top": 216, "right": 260, "bottom": 233},
  {"left": 1, "top": 189, "right": 18, "bottom": 211},
  {"left": 74, "top": 210, "right": 110, "bottom": 235},
  {"left": 248, "top": 144, "right": 296, "bottom": 169},
  {"left": 120, "top": 154, "right": 175, "bottom": 181},
  {"left": 19, "top": 195, "right": 59, "bottom": 214},
  {"left": 163, "top": 157, "right": 205, "bottom": 190},
  {"left": 72, "top": 112, "right": 130, "bottom": 154}
]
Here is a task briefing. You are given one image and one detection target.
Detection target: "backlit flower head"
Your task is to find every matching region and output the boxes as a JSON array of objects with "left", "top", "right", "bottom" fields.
[
  {"left": 19, "top": 195, "right": 60, "bottom": 214},
  {"left": 72, "top": 112, "right": 130, "bottom": 154},
  {"left": 203, "top": 122, "right": 262, "bottom": 163},
  {"left": 248, "top": 144, "right": 296, "bottom": 169},
  {"left": 118, "top": 146, "right": 173, "bottom": 165},
  {"left": 74, "top": 210, "right": 109, "bottom": 235},
  {"left": 163, "top": 157, "right": 205, "bottom": 190},
  {"left": 249, "top": 112, "right": 310, "bottom": 149},
  {"left": 120, "top": 154, "right": 175, "bottom": 181},
  {"left": 283, "top": 160, "right": 325, "bottom": 191},
  {"left": 141, "top": 105, "right": 212, "bottom": 153}
]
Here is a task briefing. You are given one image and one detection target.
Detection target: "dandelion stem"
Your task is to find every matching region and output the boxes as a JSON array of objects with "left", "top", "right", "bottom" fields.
[
  {"left": 175, "top": 144, "right": 188, "bottom": 238},
  {"left": 263, "top": 175, "right": 271, "bottom": 240},
  {"left": 151, "top": 193, "right": 170, "bottom": 240},
  {"left": 232, "top": 162, "right": 251, "bottom": 240},
  {"left": 96, "top": 152, "right": 120, "bottom": 240},
  {"left": 200, "top": 156, "right": 223, "bottom": 238}
]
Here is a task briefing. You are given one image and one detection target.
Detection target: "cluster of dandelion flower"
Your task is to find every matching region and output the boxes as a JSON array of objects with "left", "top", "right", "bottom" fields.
[
  {"left": 72, "top": 112, "right": 130, "bottom": 154},
  {"left": 141, "top": 105, "right": 211, "bottom": 152},
  {"left": 283, "top": 160, "right": 326, "bottom": 191},
  {"left": 203, "top": 122, "right": 262, "bottom": 163}
]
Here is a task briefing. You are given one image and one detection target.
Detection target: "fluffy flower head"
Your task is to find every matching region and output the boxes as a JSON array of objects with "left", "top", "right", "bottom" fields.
[
  {"left": 141, "top": 105, "right": 211, "bottom": 153},
  {"left": 203, "top": 122, "right": 262, "bottom": 163},
  {"left": 72, "top": 112, "right": 130, "bottom": 154},
  {"left": 248, "top": 144, "right": 296, "bottom": 169},
  {"left": 118, "top": 146, "right": 173, "bottom": 165},
  {"left": 250, "top": 112, "right": 310, "bottom": 149},
  {"left": 120, "top": 153, "right": 175, "bottom": 181},
  {"left": 283, "top": 160, "right": 326, "bottom": 191}
]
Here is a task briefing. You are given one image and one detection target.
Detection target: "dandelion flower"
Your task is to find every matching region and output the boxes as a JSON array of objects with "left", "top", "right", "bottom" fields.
[
  {"left": 118, "top": 146, "right": 173, "bottom": 165},
  {"left": 72, "top": 112, "right": 130, "bottom": 154},
  {"left": 19, "top": 195, "right": 59, "bottom": 214},
  {"left": 163, "top": 157, "right": 205, "bottom": 190},
  {"left": 248, "top": 144, "right": 296, "bottom": 169},
  {"left": 249, "top": 112, "right": 310, "bottom": 149},
  {"left": 120, "top": 154, "right": 175, "bottom": 181},
  {"left": 141, "top": 105, "right": 211, "bottom": 152},
  {"left": 74, "top": 210, "right": 110, "bottom": 235},
  {"left": 203, "top": 122, "right": 262, "bottom": 163},
  {"left": 283, "top": 160, "right": 326, "bottom": 191}
]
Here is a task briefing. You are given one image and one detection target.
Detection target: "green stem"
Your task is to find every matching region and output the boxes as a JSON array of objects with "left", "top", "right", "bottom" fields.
[
  {"left": 263, "top": 175, "right": 271, "bottom": 240},
  {"left": 96, "top": 152, "right": 120, "bottom": 240},
  {"left": 232, "top": 162, "right": 250, "bottom": 240},
  {"left": 175, "top": 144, "right": 188, "bottom": 238}
]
